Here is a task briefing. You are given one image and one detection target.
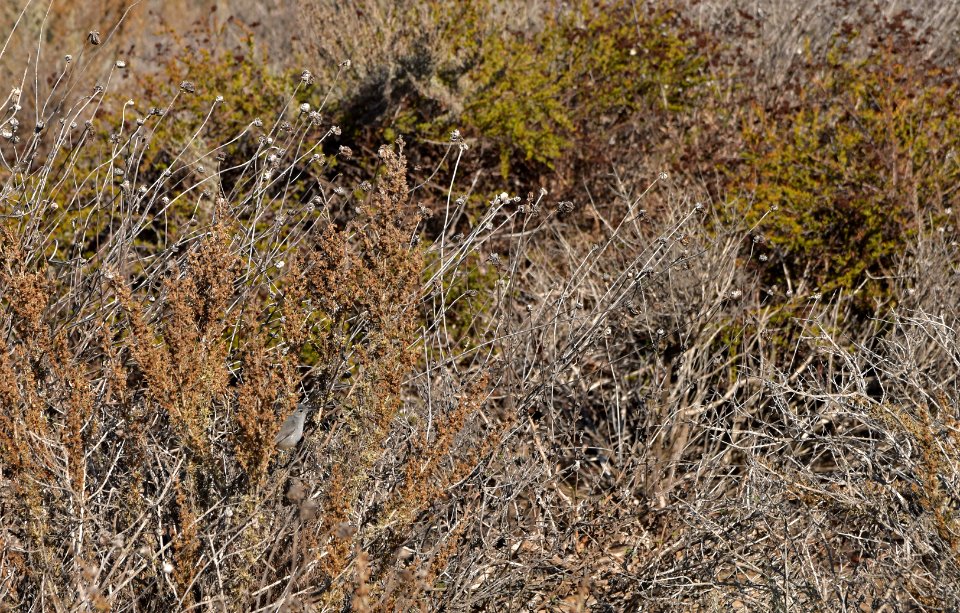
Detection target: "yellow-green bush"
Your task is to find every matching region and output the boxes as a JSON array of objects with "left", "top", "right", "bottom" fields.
[
  {"left": 320, "top": 0, "right": 707, "bottom": 181},
  {"left": 735, "top": 42, "right": 960, "bottom": 305},
  {"left": 459, "top": 1, "right": 707, "bottom": 176},
  {"left": 130, "top": 22, "right": 293, "bottom": 177}
]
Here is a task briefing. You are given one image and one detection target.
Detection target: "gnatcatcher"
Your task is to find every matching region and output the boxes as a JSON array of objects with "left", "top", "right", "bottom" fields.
[{"left": 275, "top": 403, "right": 310, "bottom": 450}]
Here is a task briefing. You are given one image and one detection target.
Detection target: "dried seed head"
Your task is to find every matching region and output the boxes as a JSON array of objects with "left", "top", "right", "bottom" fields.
[
  {"left": 115, "top": 60, "right": 126, "bottom": 69},
  {"left": 299, "top": 102, "right": 311, "bottom": 114},
  {"left": 338, "top": 145, "right": 352, "bottom": 159},
  {"left": 179, "top": 81, "right": 195, "bottom": 94},
  {"left": 300, "top": 69, "right": 313, "bottom": 84},
  {"left": 88, "top": 31, "right": 101, "bottom": 45}
]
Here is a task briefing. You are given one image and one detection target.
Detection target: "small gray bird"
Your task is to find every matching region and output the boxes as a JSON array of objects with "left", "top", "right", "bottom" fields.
[{"left": 275, "top": 403, "right": 310, "bottom": 450}]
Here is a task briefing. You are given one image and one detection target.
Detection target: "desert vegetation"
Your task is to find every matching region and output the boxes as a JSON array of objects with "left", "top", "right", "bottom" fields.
[{"left": 0, "top": 0, "right": 958, "bottom": 611}]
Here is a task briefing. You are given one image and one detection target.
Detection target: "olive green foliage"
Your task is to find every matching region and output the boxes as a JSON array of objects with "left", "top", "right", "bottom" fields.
[
  {"left": 735, "top": 41, "right": 960, "bottom": 303},
  {"left": 318, "top": 1, "right": 706, "bottom": 180},
  {"left": 457, "top": 1, "right": 706, "bottom": 176},
  {"left": 133, "top": 23, "right": 292, "bottom": 171}
]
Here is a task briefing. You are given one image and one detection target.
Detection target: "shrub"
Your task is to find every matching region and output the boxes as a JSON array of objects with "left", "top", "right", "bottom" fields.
[
  {"left": 300, "top": 0, "right": 708, "bottom": 188},
  {"left": 733, "top": 39, "right": 960, "bottom": 307}
]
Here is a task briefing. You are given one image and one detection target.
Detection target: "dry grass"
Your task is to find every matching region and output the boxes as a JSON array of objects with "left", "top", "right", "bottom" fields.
[{"left": 0, "top": 1, "right": 959, "bottom": 611}]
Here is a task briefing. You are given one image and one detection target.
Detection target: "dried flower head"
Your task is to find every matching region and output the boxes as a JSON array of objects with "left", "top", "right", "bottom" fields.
[
  {"left": 300, "top": 69, "right": 313, "bottom": 84},
  {"left": 87, "top": 31, "right": 101, "bottom": 45},
  {"left": 338, "top": 145, "right": 353, "bottom": 159},
  {"left": 179, "top": 81, "right": 196, "bottom": 94}
]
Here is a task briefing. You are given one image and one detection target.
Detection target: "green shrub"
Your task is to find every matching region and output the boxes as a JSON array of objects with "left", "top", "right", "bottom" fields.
[
  {"left": 313, "top": 0, "right": 707, "bottom": 183},
  {"left": 463, "top": 1, "right": 706, "bottom": 177},
  {"left": 735, "top": 42, "right": 960, "bottom": 305}
]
